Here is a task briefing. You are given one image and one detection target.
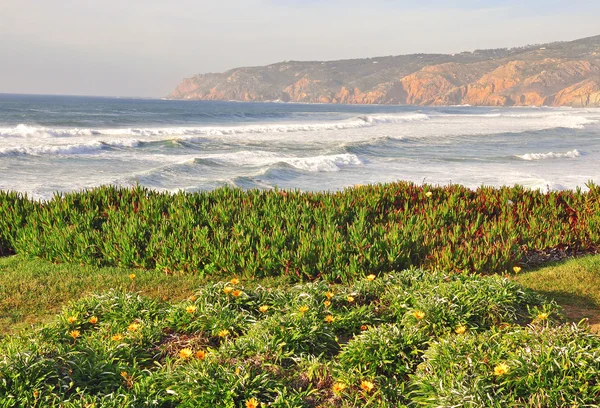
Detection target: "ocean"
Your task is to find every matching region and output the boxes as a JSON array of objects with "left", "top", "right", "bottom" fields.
[{"left": 1, "top": 93, "right": 599, "bottom": 200}]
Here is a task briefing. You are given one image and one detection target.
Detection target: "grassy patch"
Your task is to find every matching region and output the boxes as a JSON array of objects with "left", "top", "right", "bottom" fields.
[
  {"left": 514, "top": 254, "right": 600, "bottom": 331},
  {"left": 0, "top": 256, "right": 294, "bottom": 336}
]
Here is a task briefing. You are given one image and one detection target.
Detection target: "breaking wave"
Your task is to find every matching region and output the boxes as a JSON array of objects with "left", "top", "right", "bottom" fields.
[
  {"left": 194, "top": 151, "right": 362, "bottom": 172},
  {"left": 0, "top": 140, "right": 141, "bottom": 157},
  {"left": 516, "top": 149, "right": 581, "bottom": 161},
  {"left": 0, "top": 114, "right": 429, "bottom": 139}
]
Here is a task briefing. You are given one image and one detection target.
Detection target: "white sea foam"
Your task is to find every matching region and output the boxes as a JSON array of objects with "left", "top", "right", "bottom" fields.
[
  {"left": 200, "top": 151, "right": 361, "bottom": 172},
  {"left": 0, "top": 139, "right": 140, "bottom": 157},
  {"left": 516, "top": 149, "right": 581, "bottom": 161},
  {"left": 0, "top": 114, "right": 429, "bottom": 140}
]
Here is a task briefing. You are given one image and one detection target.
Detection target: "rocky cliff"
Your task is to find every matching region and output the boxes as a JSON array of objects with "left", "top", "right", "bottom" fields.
[{"left": 170, "top": 35, "right": 600, "bottom": 107}]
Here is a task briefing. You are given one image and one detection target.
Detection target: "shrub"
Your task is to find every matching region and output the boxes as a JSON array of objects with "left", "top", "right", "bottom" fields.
[
  {"left": 2, "top": 183, "right": 600, "bottom": 279},
  {"left": 411, "top": 324, "right": 600, "bottom": 406}
]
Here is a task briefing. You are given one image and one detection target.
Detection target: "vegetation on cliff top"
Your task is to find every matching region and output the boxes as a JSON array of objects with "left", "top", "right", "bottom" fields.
[{"left": 2, "top": 183, "right": 600, "bottom": 280}]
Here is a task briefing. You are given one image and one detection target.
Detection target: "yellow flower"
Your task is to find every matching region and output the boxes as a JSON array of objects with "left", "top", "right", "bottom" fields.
[
  {"left": 89, "top": 316, "right": 98, "bottom": 325},
  {"left": 425, "top": 191, "right": 433, "bottom": 198},
  {"left": 324, "top": 315, "right": 335, "bottom": 323},
  {"left": 258, "top": 305, "right": 269, "bottom": 313},
  {"left": 455, "top": 325, "right": 467, "bottom": 335},
  {"left": 347, "top": 296, "right": 355, "bottom": 303},
  {"left": 537, "top": 312, "right": 549, "bottom": 320},
  {"left": 33, "top": 390, "right": 39, "bottom": 398},
  {"left": 325, "top": 291, "right": 334, "bottom": 299},
  {"left": 69, "top": 330, "right": 80, "bottom": 339},
  {"left": 127, "top": 322, "right": 140, "bottom": 332},
  {"left": 186, "top": 305, "right": 197, "bottom": 314},
  {"left": 494, "top": 363, "right": 509, "bottom": 376},
  {"left": 178, "top": 348, "right": 193, "bottom": 359},
  {"left": 67, "top": 316, "right": 78, "bottom": 324},
  {"left": 111, "top": 334, "right": 123, "bottom": 341},
  {"left": 195, "top": 350, "right": 208, "bottom": 360},
  {"left": 245, "top": 398, "right": 260, "bottom": 408},
  {"left": 332, "top": 382, "right": 346, "bottom": 393},
  {"left": 188, "top": 295, "right": 197, "bottom": 302},
  {"left": 366, "top": 274, "right": 376, "bottom": 281},
  {"left": 360, "top": 380, "right": 375, "bottom": 392},
  {"left": 360, "top": 324, "right": 368, "bottom": 331},
  {"left": 129, "top": 273, "right": 136, "bottom": 280},
  {"left": 324, "top": 300, "right": 331, "bottom": 308},
  {"left": 298, "top": 305, "right": 310, "bottom": 313},
  {"left": 412, "top": 310, "right": 425, "bottom": 320},
  {"left": 230, "top": 278, "right": 240, "bottom": 285},
  {"left": 232, "top": 289, "right": 242, "bottom": 297},
  {"left": 223, "top": 286, "right": 233, "bottom": 294},
  {"left": 513, "top": 266, "right": 522, "bottom": 273},
  {"left": 218, "top": 329, "right": 230, "bottom": 338}
]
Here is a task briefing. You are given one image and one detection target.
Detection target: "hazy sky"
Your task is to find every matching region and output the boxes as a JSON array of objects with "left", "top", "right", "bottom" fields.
[{"left": 1, "top": 0, "right": 599, "bottom": 97}]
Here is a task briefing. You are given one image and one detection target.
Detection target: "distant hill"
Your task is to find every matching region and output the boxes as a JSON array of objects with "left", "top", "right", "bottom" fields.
[{"left": 170, "top": 35, "right": 600, "bottom": 107}]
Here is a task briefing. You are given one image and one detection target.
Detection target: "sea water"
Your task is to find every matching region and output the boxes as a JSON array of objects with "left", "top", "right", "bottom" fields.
[{"left": 1, "top": 94, "right": 599, "bottom": 200}]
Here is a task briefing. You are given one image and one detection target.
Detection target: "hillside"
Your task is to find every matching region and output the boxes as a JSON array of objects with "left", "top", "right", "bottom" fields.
[{"left": 170, "top": 35, "right": 600, "bottom": 107}]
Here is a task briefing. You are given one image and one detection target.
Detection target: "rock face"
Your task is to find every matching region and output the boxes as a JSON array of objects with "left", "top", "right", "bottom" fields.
[{"left": 170, "top": 35, "right": 600, "bottom": 107}]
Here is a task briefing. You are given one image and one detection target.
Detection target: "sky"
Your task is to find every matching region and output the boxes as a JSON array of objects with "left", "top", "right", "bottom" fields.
[{"left": 0, "top": 0, "right": 599, "bottom": 98}]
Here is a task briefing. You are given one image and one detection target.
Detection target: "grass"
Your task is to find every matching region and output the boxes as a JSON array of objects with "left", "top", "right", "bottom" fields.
[
  {"left": 514, "top": 255, "right": 600, "bottom": 331},
  {"left": 0, "top": 255, "right": 293, "bottom": 336}
]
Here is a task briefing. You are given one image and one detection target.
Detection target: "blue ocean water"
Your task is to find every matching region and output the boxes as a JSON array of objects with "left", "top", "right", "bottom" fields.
[{"left": 1, "top": 93, "right": 599, "bottom": 199}]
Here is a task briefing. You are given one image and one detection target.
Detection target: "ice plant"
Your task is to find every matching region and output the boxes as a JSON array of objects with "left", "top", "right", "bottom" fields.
[
  {"left": 127, "top": 322, "right": 140, "bottom": 332},
  {"left": 412, "top": 310, "right": 426, "bottom": 320},
  {"left": 111, "top": 334, "right": 123, "bottom": 341},
  {"left": 513, "top": 266, "right": 522, "bottom": 273},
  {"left": 325, "top": 291, "right": 334, "bottom": 299},
  {"left": 88, "top": 316, "right": 98, "bottom": 325},
  {"left": 186, "top": 305, "right": 197, "bottom": 314},
  {"left": 258, "top": 305, "right": 269, "bottom": 313},
  {"left": 223, "top": 286, "right": 233, "bottom": 294},
  {"left": 178, "top": 348, "right": 193, "bottom": 359},
  {"left": 230, "top": 278, "right": 240, "bottom": 285},
  {"left": 324, "top": 315, "right": 335, "bottom": 323},
  {"left": 67, "top": 316, "right": 77, "bottom": 324},
  {"left": 218, "top": 329, "right": 230, "bottom": 338},
  {"left": 347, "top": 296, "right": 355, "bottom": 303},
  {"left": 455, "top": 325, "right": 467, "bottom": 334},
  {"left": 232, "top": 289, "right": 242, "bottom": 297},
  {"left": 298, "top": 305, "right": 309, "bottom": 313},
  {"left": 366, "top": 274, "right": 376, "bottom": 281},
  {"left": 494, "top": 363, "right": 509, "bottom": 376},
  {"left": 360, "top": 380, "right": 375, "bottom": 393},
  {"left": 360, "top": 325, "right": 368, "bottom": 331},
  {"left": 129, "top": 273, "right": 136, "bottom": 280},
  {"left": 537, "top": 312, "right": 549, "bottom": 320},
  {"left": 425, "top": 191, "right": 433, "bottom": 197},
  {"left": 195, "top": 350, "right": 208, "bottom": 360},
  {"left": 324, "top": 300, "right": 331, "bottom": 308},
  {"left": 332, "top": 383, "right": 346, "bottom": 393},
  {"left": 69, "top": 330, "right": 80, "bottom": 340},
  {"left": 245, "top": 398, "right": 260, "bottom": 408}
]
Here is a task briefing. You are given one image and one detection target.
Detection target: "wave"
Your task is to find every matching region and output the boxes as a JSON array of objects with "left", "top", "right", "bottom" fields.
[
  {"left": 193, "top": 151, "right": 362, "bottom": 172},
  {"left": 0, "top": 114, "right": 429, "bottom": 139},
  {"left": 516, "top": 149, "right": 581, "bottom": 161},
  {"left": 0, "top": 139, "right": 141, "bottom": 157}
]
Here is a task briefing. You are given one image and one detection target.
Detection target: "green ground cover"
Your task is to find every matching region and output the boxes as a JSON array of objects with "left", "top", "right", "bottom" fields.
[
  {"left": 1, "top": 183, "right": 600, "bottom": 280},
  {"left": 5, "top": 268, "right": 599, "bottom": 407},
  {"left": 2, "top": 184, "right": 600, "bottom": 406}
]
